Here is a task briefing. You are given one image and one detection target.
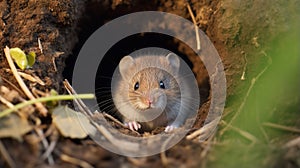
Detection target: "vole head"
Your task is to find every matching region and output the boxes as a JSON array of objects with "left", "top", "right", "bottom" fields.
[{"left": 118, "top": 53, "right": 181, "bottom": 111}]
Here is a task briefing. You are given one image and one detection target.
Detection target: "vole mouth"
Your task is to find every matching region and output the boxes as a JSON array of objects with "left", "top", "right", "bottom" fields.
[
  {"left": 137, "top": 108, "right": 165, "bottom": 120},
  {"left": 138, "top": 105, "right": 155, "bottom": 111}
]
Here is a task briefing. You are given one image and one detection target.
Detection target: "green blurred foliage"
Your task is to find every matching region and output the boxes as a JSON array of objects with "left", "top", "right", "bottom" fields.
[{"left": 208, "top": 14, "right": 300, "bottom": 168}]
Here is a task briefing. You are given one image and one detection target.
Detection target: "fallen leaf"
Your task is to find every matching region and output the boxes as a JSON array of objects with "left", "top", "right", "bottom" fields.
[
  {"left": 0, "top": 114, "right": 32, "bottom": 141},
  {"left": 10, "top": 48, "right": 28, "bottom": 70},
  {"left": 52, "top": 106, "right": 96, "bottom": 139},
  {"left": 27, "top": 51, "right": 36, "bottom": 67}
]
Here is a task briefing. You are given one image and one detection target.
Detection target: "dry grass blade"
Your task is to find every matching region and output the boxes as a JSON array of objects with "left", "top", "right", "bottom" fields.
[
  {"left": 263, "top": 122, "right": 300, "bottom": 134},
  {"left": 102, "top": 112, "right": 127, "bottom": 129},
  {"left": 5, "top": 69, "right": 45, "bottom": 86},
  {"left": 18, "top": 71, "right": 45, "bottom": 85},
  {"left": 0, "top": 140, "right": 16, "bottom": 168},
  {"left": 0, "top": 95, "right": 15, "bottom": 109},
  {"left": 186, "top": 118, "right": 219, "bottom": 140},
  {"left": 38, "top": 37, "right": 43, "bottom": 54},
  {"left": 41, "top": 136, "right": 58, "bottom": 162},
  {"left": 240, "top": 53, "right": 247, "bottom": 80},
  {"left": 32, "top": 88, "right": 47, "bottom": 97},
  {"left": 52, "top": 52, "right": 64, "bottom": 72},
  {"left": 63, "top": 79, "right": 93, "bottom": 116},
  {"left": 60, "top": 153, "right": 93, "bottom": 168},
  {"left": 221, "top": 120, "right": 259, "bottom": 143},
  {"left": 64, "top": 79, "right": 141, "bottom": 144},
  {"left": 3, "top": 46, "right": 48, "bottom": 116},
  {"left": 0, "top": 77, "right": 25, "bottom": 97},
  {"left": 186, "top": 3, "right": 201, "bottom": 51},
  {"left": 35, "top": 128, "right": 54, "bottom": 165},
  {"left": 52, "top": 57, "right": 57, "bottom": 72},
  {"left": 64, "top": 80, "right": 130, "bottom": 131}
]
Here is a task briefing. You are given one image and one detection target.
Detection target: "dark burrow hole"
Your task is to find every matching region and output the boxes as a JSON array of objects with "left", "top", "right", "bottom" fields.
[
  {"left": 63, "top": 1, "right": 211, "bottom": 125},
  {"left": 95, "top": 32, "right": 198, "bottom": 118}
]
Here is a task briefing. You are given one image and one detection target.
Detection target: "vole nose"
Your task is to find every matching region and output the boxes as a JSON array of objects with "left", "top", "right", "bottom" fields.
[
  {"left": 145, "top": 96, "right": 154, "bottom": 107},
  {"left": 146, "top": 99, "right": 152, "bottom": 105}
]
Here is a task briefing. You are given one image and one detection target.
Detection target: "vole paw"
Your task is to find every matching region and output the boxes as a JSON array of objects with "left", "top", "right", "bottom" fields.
[
  {"left": 164, "top": 125, "right": 178, "bottom": 133},
  {"left": 125, "top": 121, "right": 141, "bottom": 131}
]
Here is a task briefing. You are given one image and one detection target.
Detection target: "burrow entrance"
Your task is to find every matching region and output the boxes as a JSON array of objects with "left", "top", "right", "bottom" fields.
[{"left": 62, "top": 1, "right": 211, "bottom": 130}]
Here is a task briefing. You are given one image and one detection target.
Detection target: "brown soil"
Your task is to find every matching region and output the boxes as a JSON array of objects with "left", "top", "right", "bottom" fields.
[{"left": 0, "top": 0, "right": 298, "bottom": 167}]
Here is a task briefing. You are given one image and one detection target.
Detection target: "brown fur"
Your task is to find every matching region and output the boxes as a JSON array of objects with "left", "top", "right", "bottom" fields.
[{"left": 112, "top": 55, "right": 182, "bottom": 131}]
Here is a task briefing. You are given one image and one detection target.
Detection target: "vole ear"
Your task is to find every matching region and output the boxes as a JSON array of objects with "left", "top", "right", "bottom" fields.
[
  {"left": 119, "top": 55, "right": 135, "bottom": 79},
  {"left": 166, "top": 53, "right": 180, "bottom": 74}
]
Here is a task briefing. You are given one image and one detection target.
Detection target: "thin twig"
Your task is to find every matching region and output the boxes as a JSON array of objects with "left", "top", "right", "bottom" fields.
[
  {"left": 0, "top": 140, "right": 16, "bottom": 168},
  {"left": 42, "top": 141, "right": 57, "bottom": 163},
  {"left": 0, "top": 95, "right": 15, "bottom": 109},
  {"left": 263, "top": 122, "right": 300, "bottom": 134},
  {"left": 93, "top": 110, "right": 140, "bottom": 135},
  {"left": 4, "top": 46, "right": 48, "bottom": 116},
  {"left": 1, "top": 77, "right": 25, "bottom": 97},
  {"left": 35, "top": 128, "right": 54, "bottom": 165},
  {"left": 64, "top": 80, "right": 139, "bottom": 133},
  {"left": 259, "top": 124, "right": 270, "bottom": 142},
  {"left": 32, "top": 88, "right": 47, "bottom": 97},
  {"left": 186, "top": 118, "right": 219, "bottom": 140},
  {"left": 186, "top": 3, "right": 201, "bottom": 51},
  {"left": 41, "top": 129, "right": 58, "bottom": 163},
  {"left": 38, "top": 37, "right": 43, "bottom": 54},
  {"left": 63, "top": 79, "right": 94, "bottom": 116},
  {"left": 52, "top": 52, "right": 64, "bottom": 72},
  {"left": 52, "top": 57, "right": 57, "bottom": 72},
  {"left": 221, "top": 120, "right": 259, "bottom": 143},
  {"left": 241, "top": 52, "right": 247, "bottom": 80},
  {"left": 44, "top": 123, "right": 56, "bottom": 138},
  {"left": 102, "top": 112, "right": 127, "bottom": 128},
  {"left": 60, "top": 153, "right": 93, "bottom": 168},
  {"left": 41, "top": 140, "right": 57, "bottom": 162},
  {"left": 5, "top": 69, "right": 45, "bottom": 86}
]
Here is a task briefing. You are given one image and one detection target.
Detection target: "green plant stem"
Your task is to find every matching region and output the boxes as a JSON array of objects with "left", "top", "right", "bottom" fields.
[{"left": 0, "top": 94, "right": 95, "bottom": 118}]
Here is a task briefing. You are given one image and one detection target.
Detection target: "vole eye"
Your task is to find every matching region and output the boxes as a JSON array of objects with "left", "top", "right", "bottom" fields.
[
  {"left": 159, "top": 81, "right": 165, "bottom": 89},
  {"left": 134, "top": 82, "right": 139, "bottom": 90}
]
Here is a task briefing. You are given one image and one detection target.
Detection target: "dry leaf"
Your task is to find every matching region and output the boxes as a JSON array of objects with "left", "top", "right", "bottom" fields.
[
  {"left": 52, "top": 105, "right": 96, "bottom": 139},
  {"left": 0, "top": 114, "right": 32, "bottom": 141}
]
